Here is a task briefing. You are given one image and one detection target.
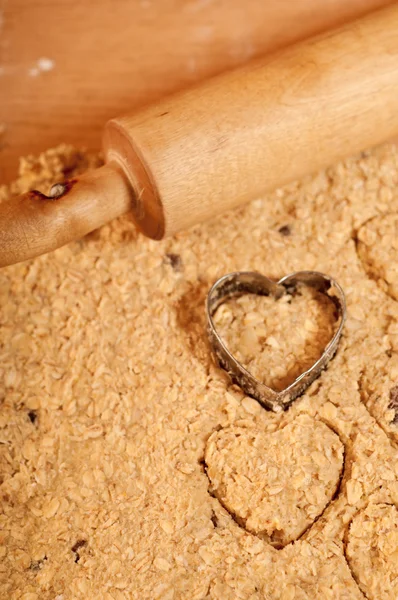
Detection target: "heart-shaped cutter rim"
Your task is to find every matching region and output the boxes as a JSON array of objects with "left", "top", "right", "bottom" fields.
[{"left": 206, "top": 270, "right": 346, "bottom": 412}]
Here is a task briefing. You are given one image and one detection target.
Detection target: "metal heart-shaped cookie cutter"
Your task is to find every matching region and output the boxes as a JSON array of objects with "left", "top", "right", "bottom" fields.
[{"left": 206, "top": 271, "right": 346, "bottom": 412}]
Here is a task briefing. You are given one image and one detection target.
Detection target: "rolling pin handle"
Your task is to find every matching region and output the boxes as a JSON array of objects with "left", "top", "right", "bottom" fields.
[{"left": 0, "top": 163, "right": 134, "bottom": 268}]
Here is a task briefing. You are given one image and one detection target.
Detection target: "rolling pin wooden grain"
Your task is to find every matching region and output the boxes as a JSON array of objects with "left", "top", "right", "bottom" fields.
[{"left": 1, "top": 3, "right": 398, "bottom": 267}]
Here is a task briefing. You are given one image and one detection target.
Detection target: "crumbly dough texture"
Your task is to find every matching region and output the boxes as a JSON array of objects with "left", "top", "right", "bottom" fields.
[
  {"left": 1, "top": 143, "right": 398, "bottom": 599},
  {"left": 346, "top": 503, "right": 398, "bottom": 600}
]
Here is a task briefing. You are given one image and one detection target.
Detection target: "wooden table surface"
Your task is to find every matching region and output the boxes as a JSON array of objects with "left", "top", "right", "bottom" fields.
[{"left": 0, "top": 0, "right": 392, "bottom": 183}]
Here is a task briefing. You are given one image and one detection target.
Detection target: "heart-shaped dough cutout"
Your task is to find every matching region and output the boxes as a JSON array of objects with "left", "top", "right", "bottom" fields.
[
  {"left": 346, "top": 503, "right": 398, "bottom": 600},
  {"left": 207, "top": 271, "right": 346, "bottom": 411},
  {"left": 205, "top": 414, "right": 344, "bottom": 548}
]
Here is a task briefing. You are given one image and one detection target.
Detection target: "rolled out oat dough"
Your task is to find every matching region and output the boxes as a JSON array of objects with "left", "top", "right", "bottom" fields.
[{"left": 1, "top": 143, "right": 398, "bottom": 599}]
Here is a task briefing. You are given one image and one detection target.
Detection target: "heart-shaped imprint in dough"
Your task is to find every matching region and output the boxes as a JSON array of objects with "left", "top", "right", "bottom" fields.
[
  {"left": 346, "top": 503, "right": 398, "bottom": 600},
  {"left": 205, "top": 414, "right": 344, "bottom": 548}
]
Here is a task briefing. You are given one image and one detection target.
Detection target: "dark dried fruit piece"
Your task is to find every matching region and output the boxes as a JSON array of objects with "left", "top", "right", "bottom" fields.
[
  {"left": 388, "top": 385, "right": 398, "bottom": 425},
  {"left": 164, "top": 253, "right": 182, "bottom": 271},
  {"left": 28, "top": 411, "right": 37, "bottom": 424},
  {"left": 278, "top": 225, "right": 291, "bottom": 236},
  {"left": 71, "top": 539, "right": 87, "bottom": 563}
]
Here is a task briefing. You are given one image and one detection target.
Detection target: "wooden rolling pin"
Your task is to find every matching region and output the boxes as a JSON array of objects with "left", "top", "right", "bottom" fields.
[{"left": 1, "top": 3, "right": 398, "bottom": 267}]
